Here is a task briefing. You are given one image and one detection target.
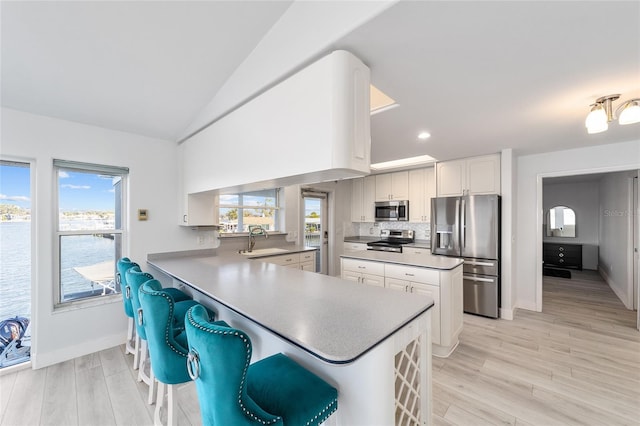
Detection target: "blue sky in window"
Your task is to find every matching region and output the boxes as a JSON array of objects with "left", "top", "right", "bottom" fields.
[
  {"left": 1, "top": 165, "right": 116, "bottom": 211},
  {"left": 0, "top": 164, "right": 30, "bottom": 208},
  {"left": 58, "top": 170, "right": 116, "bottom": 211}
]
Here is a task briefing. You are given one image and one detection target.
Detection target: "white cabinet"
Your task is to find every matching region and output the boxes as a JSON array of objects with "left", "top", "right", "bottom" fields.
[
  {"left": 343, "top": 242, "right": 369, "bottom": 252},
  {"left": 299, "top": 251, "right": 316, "bottom": 272},
  {"left": 351, "top": 176, "right": 376, "bottom": 222},
  {"left": 402, "top": 247, "right": 431, "bottom": 256},
  {"left": 408, "top": 167, "right": 435, "bottom": 223},
  {"left": 179, "top": 192, "right": 218, "bottom": 227},
  {"left": 259, "top": 251, "right": 317, "bottom": 271},
  {"left": 385, "top": 264, "right": 441, "bottom": 345},
  {"left": 341, "top": 257, "right": 463, "bottom": 357},
  {"left": 181, "top": 51, "right": 371, "bottom": 195},
  {"left": 375, "top": 171, "right": 409, "bottom": 201},
  {"left": 436, "top": 154, "right": 500, "bottom": 196},
  {"left": 177, "top": 143, "right": 219, "bottom": 226},
  {"left": 341, "top": 258, "right": 385, "bottom": 287}
]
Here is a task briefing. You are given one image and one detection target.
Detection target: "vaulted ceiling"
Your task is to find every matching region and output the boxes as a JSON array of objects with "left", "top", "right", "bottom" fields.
[{"left": 2, "top": 1, "right": 639, "bottom": 164}]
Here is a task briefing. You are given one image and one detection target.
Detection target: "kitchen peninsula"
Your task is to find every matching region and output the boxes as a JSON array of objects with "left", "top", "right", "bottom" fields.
[{"left": 148, "top": 249, "right": 435, "bottom": 425}]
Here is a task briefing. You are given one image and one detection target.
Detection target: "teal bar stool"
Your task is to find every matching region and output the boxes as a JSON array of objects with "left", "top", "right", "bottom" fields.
[
  {"left": 185, "top": 305, "right": 338, "bottom": 426},
  {"left": 126, "top": 266, "right": 197, "bottom": 405},
  {"left": 116, "top": 257, "right": 138, "bottom": 366},
  {"left": 138, "top": 281, "right": 223, "bottom": 426}
]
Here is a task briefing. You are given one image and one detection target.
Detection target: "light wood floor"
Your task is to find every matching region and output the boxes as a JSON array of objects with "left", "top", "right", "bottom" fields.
[
  {"left": 1, "top": 270, "right": 638, "bottom": 426},
  {"left": 433, "top": 270, "right": 640, "bottom": 426}
]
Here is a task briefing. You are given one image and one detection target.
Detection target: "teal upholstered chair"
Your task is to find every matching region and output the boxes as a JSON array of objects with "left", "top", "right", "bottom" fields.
[
  {"left": 138, "top": 281, "right": 222, "bottom": 426},
  {"left": 116, "top": 258, "right": 139, "bottom": 366},
  {"left": 185, "top": 305, "right": 338, "bottom": 426},
  {"left": 126, "top": 266, "right": 196, "bottom": 405}
]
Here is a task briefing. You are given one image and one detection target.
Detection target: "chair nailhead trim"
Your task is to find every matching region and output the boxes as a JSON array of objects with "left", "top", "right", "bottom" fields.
[
  {"left": 140, "top": 286, "right": 188, "bottom": 358},
  {"left": 304, "top": 398, "right": 338, "bottom": 426},
  {"left": 187, "top": 310, "right": 282, "bottom": 425}
]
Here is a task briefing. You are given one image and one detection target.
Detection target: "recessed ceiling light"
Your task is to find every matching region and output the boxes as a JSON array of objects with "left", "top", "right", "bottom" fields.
[
  {"left": 417, "top": 132, "right": 431, "bottom": 140},
  {"left": 370, "top": 84, "right": 398, "bottom": 115},
  {"left": 370, "top": 155, "right": 437, "bottom": 171}
]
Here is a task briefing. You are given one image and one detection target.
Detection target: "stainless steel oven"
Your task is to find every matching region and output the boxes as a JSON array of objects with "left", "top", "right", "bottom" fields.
[{"left": 374, "top": 200, "right": 408, "bottom": 222}]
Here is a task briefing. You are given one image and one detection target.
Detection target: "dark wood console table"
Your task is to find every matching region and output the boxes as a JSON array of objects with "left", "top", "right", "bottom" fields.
[{"left": 543, "top": 242, "right": 582, "bottom": 270}]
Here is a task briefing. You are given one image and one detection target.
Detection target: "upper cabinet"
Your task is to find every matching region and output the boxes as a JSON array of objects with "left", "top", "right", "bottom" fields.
[
  {"left": 436, "top": 154, "right": 501, "bottom": 196},
  {"left": 351, "top": 176, "right": 376, "bottom": 222},
  {"left": 408, "top": 167, "right": 435, "bottom": 223},
  {"left": 181, "top": 50, "right": 371, "bottom": 195},
  {"left": 375, "top": 171, "right": 409, "bottom": 201},
  {"left": 177, "top": 143, "right": 219, "bottom": 226}
]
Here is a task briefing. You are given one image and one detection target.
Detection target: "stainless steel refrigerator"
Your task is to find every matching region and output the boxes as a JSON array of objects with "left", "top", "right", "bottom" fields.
[{"left": 431, "top": 195, "right": 501, "bottom": 318}]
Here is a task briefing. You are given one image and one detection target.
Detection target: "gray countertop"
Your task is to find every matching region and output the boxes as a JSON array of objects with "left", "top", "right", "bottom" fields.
[
  {"left": 147, "top": 250, "right": 433, "bottom": 364},
  {"left": 340, "top": 250, "right": 463, "bottom": 270}
]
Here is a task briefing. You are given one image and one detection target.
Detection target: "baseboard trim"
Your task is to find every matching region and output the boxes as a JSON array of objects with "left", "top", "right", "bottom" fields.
[
  {"left": 598, "top": 267, "right": 633, "bottom": 309},
  {"left": 500, "top": 307, "right": 515, "bottom": 320},
  {"left": 33, "top": 333, "right": 125, "bottom": 369}
]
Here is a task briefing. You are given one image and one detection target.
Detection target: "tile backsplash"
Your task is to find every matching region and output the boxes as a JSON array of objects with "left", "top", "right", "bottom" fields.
[{"left": 349, "top": 222, "right": 431, "bottom": 240}]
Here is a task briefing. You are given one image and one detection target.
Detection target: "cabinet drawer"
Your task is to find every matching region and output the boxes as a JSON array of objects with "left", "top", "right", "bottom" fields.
[
  {"left": 403, "top": 247, "right": 431, "bottom": 256},
  {"left": 300, "top": 251, "right": 316, "bottom": 262},
  {"left": 343, "top": 242, "right": 368, "bottom": 252},
  {"left": 342, "top": 258, "right": 385, "bottom": 276},
  {"left": 263, "top": 253, "right": 300, "bottom": 266},
  {"left": 385, "top": 264, "right": 439, "bottom": 285}
]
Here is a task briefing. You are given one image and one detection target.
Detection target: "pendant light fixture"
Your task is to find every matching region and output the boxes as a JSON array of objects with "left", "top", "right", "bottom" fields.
[{"left": 585, "top": 94, "right": 640, "bottom": 134}]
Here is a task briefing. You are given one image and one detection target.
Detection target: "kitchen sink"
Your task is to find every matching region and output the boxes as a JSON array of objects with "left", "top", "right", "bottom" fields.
[{"left": 239, "top": 247, "right": 289, "bottom": 256}]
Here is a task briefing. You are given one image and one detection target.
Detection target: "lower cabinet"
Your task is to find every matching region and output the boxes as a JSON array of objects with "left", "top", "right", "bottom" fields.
[
  {"left": 259, "top": 251, "right": 317, "bottom": 271},
  {"left": 341, "top": 258, "right": 385, "bottom": 287},
  {"left": 386, "top": 277, "right": 441, "bottom": 345},
  {"left": 341, "top": 257, "right": 462, "bottom": 357},
  {"left": 343, "top": 242, "right": 369, "bottom": 252}
]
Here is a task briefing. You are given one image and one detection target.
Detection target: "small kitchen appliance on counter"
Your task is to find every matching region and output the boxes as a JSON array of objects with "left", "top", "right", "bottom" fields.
[{"left": 367, "top": 229, "right": 415, "bottom": 253}]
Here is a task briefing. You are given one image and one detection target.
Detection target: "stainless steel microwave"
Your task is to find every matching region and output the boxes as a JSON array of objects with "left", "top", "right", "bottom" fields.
[{"left": 375, "top": 200, "right": 409, "bottom": 222}]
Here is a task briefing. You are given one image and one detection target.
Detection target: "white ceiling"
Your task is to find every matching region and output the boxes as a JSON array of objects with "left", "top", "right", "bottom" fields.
[
  {"left": 2, "top": 1, "right": 639, "bottom": 164},
  {"left": 1, "top": 1, "right": 292, "bottom": 141}
]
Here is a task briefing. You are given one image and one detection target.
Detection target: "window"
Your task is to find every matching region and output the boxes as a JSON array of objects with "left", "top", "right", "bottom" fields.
[
  {"left": 218, "top": 189, "right": 279, "bottom": 233},
  {"left": 54, "top": 160, "right": 128, "bottom": 305}
]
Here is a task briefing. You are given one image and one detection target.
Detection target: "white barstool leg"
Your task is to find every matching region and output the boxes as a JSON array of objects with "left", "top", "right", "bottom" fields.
[
  {"left": 148, "top": 368, "right": 156, "bottom": 405},
  {"left": 133, "top": 334, "right": 141, "bottom": 370},
  {"left": 137, "top": 340, "right": 156, "bottom": 404},
  {"left": 154, "top": 382, "right": 177, "bottom": 426},
  {"left": 154, "top": 381, "right": 165, "bottom": 426},
  {"left": 125, "top": 317, "right": 136, "bottom": 357}
]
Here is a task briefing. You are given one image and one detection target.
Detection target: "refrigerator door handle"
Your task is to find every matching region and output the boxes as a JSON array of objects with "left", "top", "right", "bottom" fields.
[
  {"left": 454, "top": 198, "right": 461, "bottom": 253},
  {"left": 461, "top": 198, "right": 466, "bottom": 248},
  {"left": 465, "top": 260, "right": 495, "bottom": 267},
  {"left": 464, "top": 276, "right": 495, "bottom": 283}
]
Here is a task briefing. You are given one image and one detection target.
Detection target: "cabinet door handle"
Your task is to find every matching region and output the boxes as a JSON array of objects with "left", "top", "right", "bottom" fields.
[
  {"left": 405, "top": 285, "right": 409, "bottom": 292},
  {"left": 405, "top": 273, "right": 414, "bottom": 277},
  {"left": 183, "top": 214, "right": 188, "bottom": 223}
]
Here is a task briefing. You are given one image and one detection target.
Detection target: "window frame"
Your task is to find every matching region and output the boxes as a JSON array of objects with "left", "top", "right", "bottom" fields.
[
  {"left": 218, "top": 188, "right": 281, "bottom": 234},
  {"left": 53, "top": 160, "right": 128, "bottom": 308}
]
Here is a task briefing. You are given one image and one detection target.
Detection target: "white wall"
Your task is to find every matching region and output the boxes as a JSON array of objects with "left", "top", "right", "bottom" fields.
[
  {"left": 598, "top": 171, "right": 636, "bottom": 308},
  {"left": 543, "top": 181, "right": 599, "bottom": 269},
  {"left": 516, "top": 139, "right": 640, "bottom": 312},
  {"left": 1, "top": 108, "right": 211, "bottom": 368}
]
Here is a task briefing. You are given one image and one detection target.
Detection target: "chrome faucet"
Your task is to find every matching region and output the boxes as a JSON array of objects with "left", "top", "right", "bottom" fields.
[{"left": 248, "top": 225, "right": 268, "bottom": 252}]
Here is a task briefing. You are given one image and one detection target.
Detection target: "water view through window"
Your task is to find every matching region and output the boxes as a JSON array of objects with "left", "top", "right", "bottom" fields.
[
  {"left": 0, "top": 161, "right": 32, "bottom": 367},
  {"left": 55, "top": 162, "right": 126, "bottom": 304}
]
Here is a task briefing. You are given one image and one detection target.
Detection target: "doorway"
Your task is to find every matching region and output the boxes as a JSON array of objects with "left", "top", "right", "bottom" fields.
[
  {"left": 537, "top": 169, "right": 639, "bottom": 325},
  {"left": 301, "top": 190, "right": 328, "bottom": 274},
  {"left": 0, "top": 160, "right": 32, "bottom": 369}
]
